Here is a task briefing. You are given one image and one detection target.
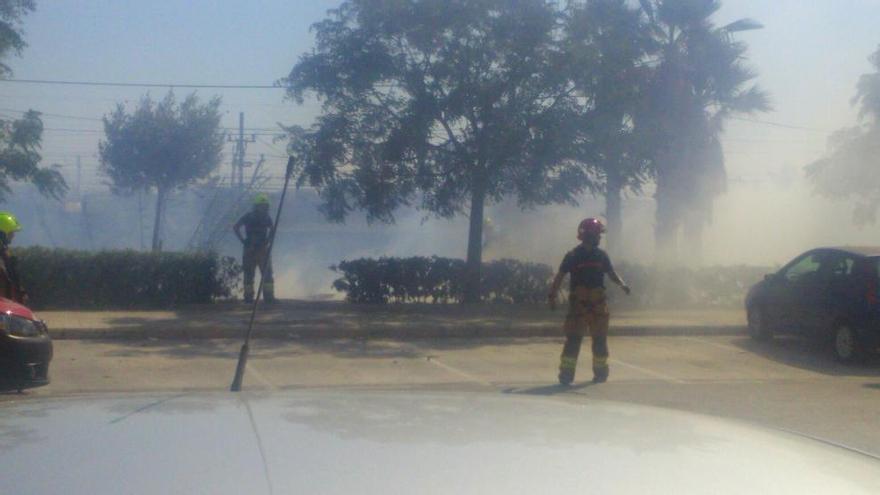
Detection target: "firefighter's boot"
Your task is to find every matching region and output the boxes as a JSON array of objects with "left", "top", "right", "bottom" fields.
[
  {"left": 558, "top": 335, "right": 583, "bottom": 385},
  {"left": 592, "top": 335, "right": 610, "bottom": 383},
  {"left": 592, "top": 362, "right": 609, "bottom": 383}
]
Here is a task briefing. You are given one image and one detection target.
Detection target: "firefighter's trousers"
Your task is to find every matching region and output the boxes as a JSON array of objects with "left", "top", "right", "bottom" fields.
[
  {"left": 559, "top": 287, "right": 610, "bottom": 382},
  {"left": 243, "top": 244, "right": 274, "bottom": 302}
]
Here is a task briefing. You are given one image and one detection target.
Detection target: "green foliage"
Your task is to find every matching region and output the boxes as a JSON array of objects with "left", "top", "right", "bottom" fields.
[
  {"left": 331, "top": 256, "right": 772, "bottom": 309},
  {"left": 286, "top": 0, "right": 590, "bottom": 221},
  {"left": 807, "top": 46, "right": 880, "bottom": 225},
  {"left": 100, "top": 92, "right": 225, "bottom": 194},
  {"left": 14, "top": 247, "right": 241, "bottom": 309},
  {"left": 0, "top": 110, "right": 67, "bottom": 201},
  {"left": 0, "top": 0, "right": 34, "bottom": 78},
  {"left": 565, "top": 0, "right": 654, "bottom": 191}
]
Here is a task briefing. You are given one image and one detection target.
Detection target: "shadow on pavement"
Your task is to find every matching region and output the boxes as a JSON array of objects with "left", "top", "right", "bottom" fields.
[
  {"left": 732, "top": 336, "right": 880, "bottom": 377},
  {"left": 503, "top": 382, "right": 596, "bottom": 396}
]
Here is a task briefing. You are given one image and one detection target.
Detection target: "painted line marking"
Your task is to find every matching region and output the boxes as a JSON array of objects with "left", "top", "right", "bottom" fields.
[
  {"left": 247, "top": 362, "right": 279, "bottom": 390},
  {"left": 423, "top": 355, "right": 495, "bottom": 387},
  {"left": 396, "top": 342, "right": 494, "bottom": 386},
  {"left": 610, "top": 357, "right": 687, "bottom": 384}
]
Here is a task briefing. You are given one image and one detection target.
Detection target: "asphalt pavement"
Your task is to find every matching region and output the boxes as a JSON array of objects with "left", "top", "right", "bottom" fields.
[{"left": 7, "top": 334, "right": 880, "bottom": 456}]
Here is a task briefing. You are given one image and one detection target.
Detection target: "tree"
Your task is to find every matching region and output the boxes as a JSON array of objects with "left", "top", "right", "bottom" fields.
[
  {"left": 283, "top": 0, "right": 592, "bottom": 302},
  {"left": 637, "top": 0, "right": 768, "bottom": 263},
  {"left": 565, "top": 0, "right": 653, "bottom": 253},
  {"left": 0, "top": 1, "right": 67, "bottom": 201},
  {"left": 99, "top": 92, "right": 225, "bottom": 251},
  {"left": 807, "top": 46, "right": 880, "bottom": 225}
]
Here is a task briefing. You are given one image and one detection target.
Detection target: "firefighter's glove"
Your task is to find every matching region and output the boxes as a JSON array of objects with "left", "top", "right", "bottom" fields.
[{"left": 621, "top": 285, "right": 631, "bottom": 296}]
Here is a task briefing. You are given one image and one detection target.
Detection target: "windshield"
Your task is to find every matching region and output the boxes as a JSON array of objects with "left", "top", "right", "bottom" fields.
[{"left": 2, "top": 0, "right": 880, "bottom": 489}]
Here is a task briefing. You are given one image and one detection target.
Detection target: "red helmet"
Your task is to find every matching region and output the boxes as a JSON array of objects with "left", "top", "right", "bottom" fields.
[{"left": 577, "top": 218, "right": 605, "bottom": 240}]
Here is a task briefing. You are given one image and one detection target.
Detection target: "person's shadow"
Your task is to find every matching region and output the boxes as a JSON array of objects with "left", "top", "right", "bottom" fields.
[{"left": 502, "top": 381, "right": 596, "bottom": 396}]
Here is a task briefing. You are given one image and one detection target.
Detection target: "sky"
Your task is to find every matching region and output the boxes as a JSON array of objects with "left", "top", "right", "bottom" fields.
[
  {"left": 3, "top": 0, "right": 877, "bottom": 190},
  {"left": 4, "top": 0, "right": 880, "bottom": 267}
]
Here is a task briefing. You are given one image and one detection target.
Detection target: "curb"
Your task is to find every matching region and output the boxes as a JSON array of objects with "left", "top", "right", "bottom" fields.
[{"left": 49, "top": 324, "right": 747, "bottom": 340}]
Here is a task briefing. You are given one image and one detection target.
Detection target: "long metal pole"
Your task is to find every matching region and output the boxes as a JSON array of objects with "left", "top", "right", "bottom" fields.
[{"left": 230, "top": 156, "right": 295, "bottom": 392}]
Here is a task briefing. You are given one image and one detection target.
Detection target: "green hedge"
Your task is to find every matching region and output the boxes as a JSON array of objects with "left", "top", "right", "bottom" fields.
[
  {"left": 15, "top": 247, "right": 241, "bottom": 309},
  {"left": 331, "top": 256, "right": 552, "bottom": 304},
  {"left": 331, "top": 256, "right": 775, "bottom": 308}
]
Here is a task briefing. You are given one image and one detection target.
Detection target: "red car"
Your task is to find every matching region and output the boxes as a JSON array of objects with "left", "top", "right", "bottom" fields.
[{"left": 0, "top": 297, "right": 52, "bottom": 391}]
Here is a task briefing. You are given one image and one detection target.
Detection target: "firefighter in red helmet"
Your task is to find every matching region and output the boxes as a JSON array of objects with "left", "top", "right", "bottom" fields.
[{"left": 548, "top": 218, "right": 630, "bottom": 385}]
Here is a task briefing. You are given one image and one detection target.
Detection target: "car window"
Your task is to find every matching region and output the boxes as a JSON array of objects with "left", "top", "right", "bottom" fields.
[
  {"left": 783, "top": 253, "right": 823, "bottom": 282},
  {"left": 828, "top": 255, "right": 856, "bottom": 279}
]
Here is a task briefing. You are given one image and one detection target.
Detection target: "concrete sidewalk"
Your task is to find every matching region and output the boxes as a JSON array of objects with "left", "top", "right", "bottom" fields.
[{"left": 36, "top": 300, "right": 747, "bottom": 340}]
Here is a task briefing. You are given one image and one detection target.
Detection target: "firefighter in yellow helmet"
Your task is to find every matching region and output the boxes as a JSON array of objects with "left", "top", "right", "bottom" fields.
[
  {"left": 233, "top": 194, "right": 276, "bottom": 303},
  {"left": 548, "top": 218, "right": 630, "bottom": 385},
  {"left": 0, "top": 212, "right": 27, "bottom": 304}
]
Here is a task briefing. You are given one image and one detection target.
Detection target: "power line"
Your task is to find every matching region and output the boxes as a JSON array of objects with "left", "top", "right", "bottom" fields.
[
  {"left": 0, "top": 107, "right": 103, "bottom": 122},
  {"left": 730, "top": 116, "right": 832, "bottom": 133},
  {"left": 0, "top": 105, "right": 287, "bottom": 132},
  {"left": 0, "top": 78, "right": 285, "bottom": 89}
]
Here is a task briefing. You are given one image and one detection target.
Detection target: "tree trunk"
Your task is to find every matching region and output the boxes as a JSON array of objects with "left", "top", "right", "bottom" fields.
[
  {"left": 463, "top": 178, "right": 487, "bottom": 304},
  {"left": 151, "top": 186, "right": 167, "bottom": 252},
  {"left": 605, "top": 173, "right": 623, "bottom": 255},
  {"left": 654, "top": 172, "right": 680, "bottom": 266},
  {"left": 682, "top": 211, "right": 704, "bottom": 266}
]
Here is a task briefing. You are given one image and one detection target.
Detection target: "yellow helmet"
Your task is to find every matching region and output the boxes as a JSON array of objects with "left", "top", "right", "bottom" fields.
[
  {"left": 253, "top": 193, "right": 270, "bottom": 206},
  {"left": 0, "top": 212, "right": 22, "bottom": 236}
]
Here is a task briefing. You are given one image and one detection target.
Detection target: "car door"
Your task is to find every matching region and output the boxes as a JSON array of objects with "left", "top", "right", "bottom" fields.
[
  {"left": 826, "top": 253, "right": 869, "bottom": 325},
  {"left": 792, "top": 251, "right": 842, "bottom": 335},
  {"left": 764, "top": 251, "right": 825, "bottom": 333}
]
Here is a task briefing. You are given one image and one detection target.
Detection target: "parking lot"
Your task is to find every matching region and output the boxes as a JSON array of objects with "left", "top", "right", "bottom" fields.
[{"left": 6, "top": 334, "right": 880, "bottom": 456}]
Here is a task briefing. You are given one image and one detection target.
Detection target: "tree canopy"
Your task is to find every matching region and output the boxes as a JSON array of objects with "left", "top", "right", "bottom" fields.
[{"left": 99, "top": 92, "right": 225, "bottom": 251}]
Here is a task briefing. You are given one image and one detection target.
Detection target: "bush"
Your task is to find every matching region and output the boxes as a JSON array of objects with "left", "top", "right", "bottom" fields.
[
  {"left": 15, "top": 247, "right": 241, "bottom": 309},
  {"left": 331, "top": 256, "right": 775, "bottom": 308}
]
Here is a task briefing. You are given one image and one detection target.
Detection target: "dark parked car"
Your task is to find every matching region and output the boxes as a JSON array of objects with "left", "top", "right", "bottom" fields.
[
  {"left": 0, "top": 297, "right": 52, "bottom": 391},
  {"left": 746, "top": 247, "right": 880, "bottom": 362}
]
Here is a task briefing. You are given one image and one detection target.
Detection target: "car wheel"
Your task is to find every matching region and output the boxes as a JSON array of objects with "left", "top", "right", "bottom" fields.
[
  {"left": 747, "top": 307, "right": 772, "bottom": 341},
  {"left": 833, "top": 325, "right": 865, "bottom": 363}
]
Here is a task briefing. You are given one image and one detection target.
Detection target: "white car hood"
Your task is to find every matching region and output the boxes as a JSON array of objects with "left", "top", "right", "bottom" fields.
[{"left": 1, "top": 390, "right": 879, "bottom": 494}]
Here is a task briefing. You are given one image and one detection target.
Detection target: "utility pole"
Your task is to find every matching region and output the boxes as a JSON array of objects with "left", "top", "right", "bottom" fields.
[
  {"left": 75, "top": 155, "right": 82, "bottom": 200},
  {"left": 227, "top": 112, "right": 256, "bottom": 190}
]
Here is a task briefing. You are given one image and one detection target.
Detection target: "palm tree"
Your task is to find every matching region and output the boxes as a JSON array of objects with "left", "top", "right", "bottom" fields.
[{"left": 637, "top": 0, "right": 769, "bottom": 264}]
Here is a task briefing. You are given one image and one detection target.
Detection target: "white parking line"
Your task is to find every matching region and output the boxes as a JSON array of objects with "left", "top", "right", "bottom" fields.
[
  {"left": 395, "top": 342, "right": 494, "bottom": 386},
  {"left": 247, "top": 363, "right": 278, "bottom": 390},
  {"left": 423, "top": 355, "right": 495, "bottom": 387},
  {"left": 610, "top": 357, "right": 687, "bottom": 384}
]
